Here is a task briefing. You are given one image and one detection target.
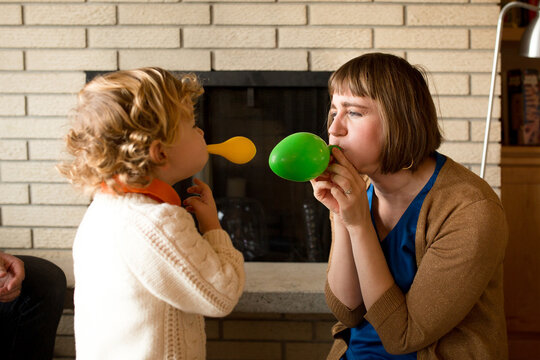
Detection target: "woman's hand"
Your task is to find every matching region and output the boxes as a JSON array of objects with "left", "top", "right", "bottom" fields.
[
  {"left": 315, "top": 147, "right": 370, "bottom": 228},
  {"left": 310, "top": 170, "right": 341, "bottom": 214},
  {"left": 183, "top": 178, "right": 222, "bottom": 234}
]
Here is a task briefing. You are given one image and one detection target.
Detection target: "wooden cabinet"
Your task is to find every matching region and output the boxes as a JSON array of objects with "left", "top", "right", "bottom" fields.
[{"left": 501, "top": 146, "right": 540, "bottom": 359}]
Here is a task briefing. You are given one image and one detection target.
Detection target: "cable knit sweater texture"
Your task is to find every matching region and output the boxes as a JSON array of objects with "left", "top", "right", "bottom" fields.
[
  {"left": 73, "top": 192, "right": 245, "bottom": 360},
  {"left": 325, "top": 157, "right": 508, "bottom": 360}
]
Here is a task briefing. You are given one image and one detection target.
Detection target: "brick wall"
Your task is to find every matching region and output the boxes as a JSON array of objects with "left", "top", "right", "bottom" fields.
[
  {"left": 0, "top": 1, "right": 501, "bottom": 359},
  {"left": 54, "top": 310, "right": 336, "bottom": 360}
]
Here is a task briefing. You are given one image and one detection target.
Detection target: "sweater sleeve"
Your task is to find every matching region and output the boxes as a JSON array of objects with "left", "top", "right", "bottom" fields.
[
  {"left": 365, "top": 197, "right": 507, "bottom": 354},
  {"left": 118, "top": 202, "right": 245, "bottom": 318},
  {"left": 325, "top": 277, "right": 366, "bottom": 327}
]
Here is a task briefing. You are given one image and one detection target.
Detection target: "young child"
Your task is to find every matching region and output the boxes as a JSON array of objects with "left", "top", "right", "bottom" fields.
[
  {"left": 311, "top": 53, "right": 508, "bottom": 359},
  {"left": 58, "top": 68, "right": 245, "bottom": 360}
]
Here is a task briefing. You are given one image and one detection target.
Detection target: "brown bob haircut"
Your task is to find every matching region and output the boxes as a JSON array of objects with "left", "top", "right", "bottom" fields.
[
  {"left": 57, "top": 67, "right": 203, "bottom": 194},
  {"left": 328, "top": 53, "right": 442, "bottom": 174}
]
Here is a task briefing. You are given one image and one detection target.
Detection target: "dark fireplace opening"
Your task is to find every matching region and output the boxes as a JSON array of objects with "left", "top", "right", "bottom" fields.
[{"left": 86, "top": 71, "right": 333, "bottom": 262}]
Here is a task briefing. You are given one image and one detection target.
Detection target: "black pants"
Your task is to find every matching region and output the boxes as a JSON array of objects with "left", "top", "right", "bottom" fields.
[{"left": 0, "top": 256, "right": 67, "bottom": 360}]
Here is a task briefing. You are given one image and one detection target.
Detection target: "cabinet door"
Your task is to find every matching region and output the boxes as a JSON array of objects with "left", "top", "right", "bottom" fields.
[{"left": 501, "top": 147, "right": 540, "bottom": 359}]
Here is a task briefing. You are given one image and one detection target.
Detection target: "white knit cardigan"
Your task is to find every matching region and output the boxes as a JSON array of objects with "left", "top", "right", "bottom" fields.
[{"left": 73, "top": 192, "right": 245, "bottom": 360}]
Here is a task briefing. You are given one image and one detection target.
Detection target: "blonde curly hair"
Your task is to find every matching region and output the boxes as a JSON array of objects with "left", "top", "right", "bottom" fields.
[{"left": 57, "top": 67, "right": 204, "bottom": 195}]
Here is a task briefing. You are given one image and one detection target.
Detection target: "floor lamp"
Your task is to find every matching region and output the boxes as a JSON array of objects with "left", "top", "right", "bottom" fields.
[{"left": 481, "top": 1, "right": 540, "bottom": 179}]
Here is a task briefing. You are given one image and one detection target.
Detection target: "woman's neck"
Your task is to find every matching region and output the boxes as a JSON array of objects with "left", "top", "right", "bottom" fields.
[{"left": 370, "top": 156, "right": 437, "bottom": 205}]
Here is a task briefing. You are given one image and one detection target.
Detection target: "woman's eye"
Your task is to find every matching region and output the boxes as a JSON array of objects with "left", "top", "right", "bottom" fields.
[
  {"left": 330, "top": 112, "right": 337, "bottom": 119},
  {"left": 348, "top": 111, "right": 362, "bottom": 117}
]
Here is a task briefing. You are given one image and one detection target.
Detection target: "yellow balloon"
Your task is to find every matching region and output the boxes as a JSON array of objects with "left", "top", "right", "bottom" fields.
[{"left": 207, "top": 136, "right": 256, "bottom": 164}]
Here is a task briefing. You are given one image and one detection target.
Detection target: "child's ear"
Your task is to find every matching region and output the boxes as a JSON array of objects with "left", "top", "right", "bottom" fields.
[{"left": 149, "top": 140, "right": 167, "bottom": 164}]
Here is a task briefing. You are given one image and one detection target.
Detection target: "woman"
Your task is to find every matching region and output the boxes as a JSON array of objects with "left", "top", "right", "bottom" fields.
[{"left": 311, "top": 53, "right": 508, "bottom": 359}]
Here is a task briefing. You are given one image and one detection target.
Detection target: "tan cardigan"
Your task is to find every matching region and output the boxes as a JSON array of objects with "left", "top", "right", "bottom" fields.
[{"left": 325, "top": 157, "right": 508, "bottom": 360}]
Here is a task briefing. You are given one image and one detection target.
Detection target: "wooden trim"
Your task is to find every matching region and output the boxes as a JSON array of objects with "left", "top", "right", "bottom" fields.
[{"left": 501, "top": 146, "right": 540, "bottom": 167}]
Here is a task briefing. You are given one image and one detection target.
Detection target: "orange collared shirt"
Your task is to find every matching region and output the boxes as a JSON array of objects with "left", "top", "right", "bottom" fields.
[{"left": 100, "top": 178, "right": 182, "bottom": 207}]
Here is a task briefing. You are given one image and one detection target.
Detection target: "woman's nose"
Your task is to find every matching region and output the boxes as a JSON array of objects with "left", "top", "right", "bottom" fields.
[{"left": 329, "top": 114, "right": 346, "bottom": 137}]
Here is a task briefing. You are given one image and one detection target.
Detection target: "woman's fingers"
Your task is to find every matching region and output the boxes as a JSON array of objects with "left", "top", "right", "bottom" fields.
[{"left": 331, "top": 147, "right": 357, "bottom": 174}]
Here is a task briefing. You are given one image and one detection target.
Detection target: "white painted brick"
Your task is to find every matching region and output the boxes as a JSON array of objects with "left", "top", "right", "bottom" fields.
[
  {"left": 87, "top": 0, "right": 174, "bottom": 2},
  {"left": 4, "top": 0, "right": 84, "bottom": 3},
  {"left": 89, "top": 27, "right": 180, "bottom": 48},
  {"left": 0, "top": 27, "right": 85, "bottom": 48},
  {"left": 31, "top": 184, "right": 90, "bottom": 205},
  {"left": 280, "top": 28, "right": 371, "bottom": 48},
  {"left": 471, "top": 74, "right": 501, "bottom": 96},
  {"left": 0, "top": 140, "right": 27, "bottom": 160},
  {"left": 0, "top": 5, "right": 21, "bottom": 25},
  {"left": 407, "top": 5, "right": 498, "bottom": 26},
  {"left": 0, "top": 184, "right": 29, "bottom": 204},
  {"left": 1, "top": 161, "right": 64, "bottom": 182},
  {"left": 12, "top": 249, "right": 74, "bottom": 286},
  {"left": 0, "top": 228, "right": 31, "bottom": 248},
  {"left": 375, "top": 28, "right": 468, "bottom": 49},
  {"left": 214, "top": 4, "right": 306, "bottom": 25},
  {"left": 33, "top": 227, "right": 77, "bottom": 248},
  {"left": 184, "top": 27, "right": 275, "bottom": 48},
  {"left": 470, "top": 164, "right": 501, "bottom": 188},
  {"left": 118, "top": 4, "right": 209, "bottom": 25},
  {"left": 471, "top": 29, "right": 496, "bottom": 50},
  {"left": 310, "top": 50, "right": 405, "bottom": 72},
  {"left": 0, "top": 72, "right": 85, "bottom": 94},
  {"left": 471, "top": 118, "right": 501, "bottom": 142},
  {"left": 24, "top": 4, "right": 116, "bottom": 25},
  {"left": 439, "top": 96, "right": 497, "bottom": 119},
  {"left": 378, "top": 0, "right": 466, "bottom": 3},
  {"left": 439, "top": 141, "right": 500, "bottom": 164},
  {"left": 26, "top": 50, "right": 117, "bottom": 71},
  {"left": 214, "top": 50, "right": 307, "bottom": 71},
  {"left": 428, "top": 74, "right": 469, "bottom": 96},
  {"left": 407, "top": 51, "right": 493, "bottom": 72},
  {"left": 119, "top": 49, "right": 210, "bottom": 71},
  {"left": 311, "top": 50, "right": 367, "bottom": 72},
  {"left": 0, "top": 118, "right": 68, "bottom": 139},
  {"left": 29, "top": 139, "right": 66, "bottom": 160},
  {"left": 310, "top": 4, "right": 403, "bottom": 25},
  {"left": 186, "top": 0, "right": 272, "bottom": 2},
  {"left": 27, "top": 95, "right": 77, "bottom": 116},
  {"left": 0, "top": 51, "right": 23, "bottom": 70},
  {"left": 440, "top": 119, "right": 469, "bottom": 141},
  {"left": 0, "top": 96, "right": 25, "bottom": 116},
  {"left": 2, "top": 205, "right": 87, "bottom": 227}
]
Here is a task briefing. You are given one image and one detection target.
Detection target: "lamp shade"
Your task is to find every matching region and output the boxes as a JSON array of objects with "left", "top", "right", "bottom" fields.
[{"left": 520, "top": 13, "right": 540, "bottom": 58}]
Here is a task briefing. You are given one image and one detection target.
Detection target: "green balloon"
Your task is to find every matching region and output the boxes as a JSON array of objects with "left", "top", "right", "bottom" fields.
[{"left": 269, "top": 132, "right": 332, "bottom": 182}]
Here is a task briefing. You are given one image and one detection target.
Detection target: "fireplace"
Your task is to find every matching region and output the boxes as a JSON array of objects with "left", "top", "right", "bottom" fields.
[{"left": 86, "top": 71, "right": 333, "bottom": 262}]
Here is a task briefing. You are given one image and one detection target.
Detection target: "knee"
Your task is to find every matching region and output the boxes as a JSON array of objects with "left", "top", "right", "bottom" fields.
[{"left": 17, "top": 256, "right": 67, "bottom": 306}]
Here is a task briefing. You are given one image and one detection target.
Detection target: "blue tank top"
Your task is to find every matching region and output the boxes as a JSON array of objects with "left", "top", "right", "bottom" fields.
[{"left": 342, "top": 153, "right": 446, "bottom": 360}]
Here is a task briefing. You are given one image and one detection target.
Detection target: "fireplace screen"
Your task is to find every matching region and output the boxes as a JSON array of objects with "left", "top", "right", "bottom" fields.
[{"left": 193, "top": 72, "right": 332, "bottom": 262}]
